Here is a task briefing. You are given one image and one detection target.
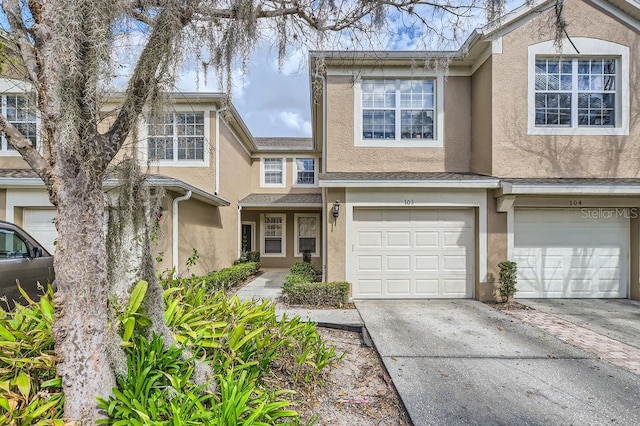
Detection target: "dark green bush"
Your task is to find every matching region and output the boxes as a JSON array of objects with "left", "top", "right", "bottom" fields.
[
  {"left": 282, "top": 281, "right": 350, "bottom": 308},
  {"left": 289, "top": 262, "right": 320, "bottom": 282},
  {"left": 164, "top": 261, "right": 260, "bottom": 292},
  {"left": 246, "top": 251, "right": 260, "bottom": 263},
  {"left": 498, "top": 260, "right": 518, "bottom": 302}
]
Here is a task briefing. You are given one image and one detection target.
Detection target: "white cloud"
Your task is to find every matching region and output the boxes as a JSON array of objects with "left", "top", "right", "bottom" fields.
[{"left": 277, "top": 111, "right": 312, "bottom": 134}]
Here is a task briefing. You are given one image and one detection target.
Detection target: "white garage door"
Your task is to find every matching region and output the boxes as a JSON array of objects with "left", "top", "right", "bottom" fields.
[
  {"left": 514, "top": 209, "right": 628, "bottom": 298},
  {"left": 352, "top": 208, "right": 474, "bottom": 298},
  {"left": 23, "top": 209, "right": 57, "bottom": 255}
]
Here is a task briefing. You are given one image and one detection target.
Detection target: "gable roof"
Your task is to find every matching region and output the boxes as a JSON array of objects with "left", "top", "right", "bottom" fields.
[{"left": 254, "top": 137, "right": 314, "bottom": 151}]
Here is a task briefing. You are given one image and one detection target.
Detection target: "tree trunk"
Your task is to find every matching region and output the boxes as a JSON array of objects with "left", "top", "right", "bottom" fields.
[{"left": 52, "top": 171, "right": 116, "bottom": 424}]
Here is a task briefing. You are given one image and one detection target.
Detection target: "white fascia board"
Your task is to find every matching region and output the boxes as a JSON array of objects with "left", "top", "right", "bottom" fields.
[
  {"left": 319, "top": 179, "right": 500, "bottom": 188},
  {"left": 0, "top": 178, "right": 44, "bottom": 187},
  {"left": 239, "top": 203, "right": 322, "bottom": 209},
  {"left": 501, "top": 183, "right": 640, "bottom": 195}
]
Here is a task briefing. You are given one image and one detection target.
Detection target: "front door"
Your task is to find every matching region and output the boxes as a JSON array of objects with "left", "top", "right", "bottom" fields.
[{"left": 241, "top": 223, "right": 254, "bottom": 252}]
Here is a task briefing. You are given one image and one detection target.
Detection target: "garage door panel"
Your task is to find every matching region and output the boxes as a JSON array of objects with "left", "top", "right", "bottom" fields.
[
  {"left": 23, "top": 208, "right": 57, "bottom": 255},
  {"left": 357, "top": 232, "right": 382, "bottom": 248},
  {"left": 415, "top": 255, "right": 438, "bottom": 271},
  {"left": 387, "top": 231, "right": 411, "bottom": 247},
  {"left": 357, "top": 255, "right": 382, "bottom": 271},
  {"left": 353, "top": 208, "right": 474, "bottom": 299},
  {"left": 358, "top": 279, "right": 383, "bottom": 295},
  {"left": 387, "top": 279, "right": 411, "bottom": 295},
  {"left": 514, "top": 209, "right": 628, "bottom": 298},
  {"left": 415, "top": 232, "right": 438, "bottom": 247},
  {"left": 387, "top": 255, "right": 410, "bottom": 271}
]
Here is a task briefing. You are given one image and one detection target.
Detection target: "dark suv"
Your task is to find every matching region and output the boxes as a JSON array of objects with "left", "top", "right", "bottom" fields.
[{"left": 0, "top": 220, "right": 55, "bottom": 307}]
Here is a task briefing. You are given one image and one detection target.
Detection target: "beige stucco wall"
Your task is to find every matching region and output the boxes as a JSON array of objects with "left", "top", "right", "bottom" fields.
[
  {"left": 0, "top": 156, "right": 30, "bottom": 169},
  {"left": 249, "top": 156, "right": 322, "bottom": 194},
  {"left": 240, "top": 209, "right": 323, "bottom": 269},
  {"left": 471, "top": 57, "right": 493, "bottom": 175},
  {"left": 491, "top": 0, "right": 640, "bottom": 178},
  {"left": 481, "top": 191, "right": 508, "bottom": 301},
  {"left": 325, "top": 188, "right": 346, "bottom": 283},
  {"left": 324, "top": 75, "right": 471, "bottom": 172}
]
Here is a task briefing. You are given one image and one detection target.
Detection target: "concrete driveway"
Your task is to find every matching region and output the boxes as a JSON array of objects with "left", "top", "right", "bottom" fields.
[
  {"left": 518, "top": 299, "right": 640, "bottom": 350},
  {"left": 356, "top": 300, "right": 640, "bottom": 425}
]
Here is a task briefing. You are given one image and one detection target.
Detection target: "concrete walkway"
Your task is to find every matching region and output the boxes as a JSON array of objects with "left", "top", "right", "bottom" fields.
[
  {"left": 235, "top": 269, "right": 362, "bottom": 328},
  {"left": 356, "top": 299, "right": 640, "bottom": 425}
]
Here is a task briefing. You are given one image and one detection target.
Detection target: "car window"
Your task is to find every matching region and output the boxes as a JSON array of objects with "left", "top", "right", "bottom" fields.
[{"left": 0, "top": 229, "right": 29, "bottom": 258}]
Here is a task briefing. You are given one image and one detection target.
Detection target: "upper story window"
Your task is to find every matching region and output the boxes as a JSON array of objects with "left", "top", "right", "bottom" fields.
[
  {"left": 261, "top": 157, "right": 286, "bottom": 187},
  {"left": 293, "top": 158, "right": 317, "bottom": 186},
  {"left": 362, "top": 79, "right": 435, "bottom": 140},
  {"left": 535, "top": 58, "right": 616, "bottom": 127},
  {"left": 1, "top": 94, "right": 37, "bottom": 153},
  {"left": 528, "top": 38, "right": 629, "bottom": 136},
  {"left": 147, "top": 112, "right": 205, "bottom": 163},
  {"left": 355, "top": 76, "right": 444, "bottom": 148}
]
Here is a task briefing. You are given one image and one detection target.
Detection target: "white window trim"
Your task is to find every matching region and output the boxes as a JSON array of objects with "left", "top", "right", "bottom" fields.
[
  {"left": 140, "top": 108, "right": 211, "bottom": 167},
  {"left": 294, "top": 213, "right": 320, "bottom": 257},
  {"left": 260, "top": 213, "right": 286, "bottom": 257},
  {"left": 260, "top": 157, "right": 287, "bottom": 188},
  {"left": 527, "top": 38, "right": 629, "bottom": 136},
  {"left": 292, "top": 157, "right": 318, "bottom": 187},
  {"left": 0, "top": 91, "right": 41, "bottom": 157},
  {"left": 354, "top": 75, "right": 445, "bottom": 148}
]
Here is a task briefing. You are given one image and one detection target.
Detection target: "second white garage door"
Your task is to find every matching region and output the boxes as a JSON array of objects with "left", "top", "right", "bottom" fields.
[
  {"left": 352, "top": 208, "right": 474, "bottom": 298},
  {"left": 23, "top": 208, "right": 57, "bottom": 255},
  {"left": 514, "top": 209, "right": 628, "bottom": 298}
]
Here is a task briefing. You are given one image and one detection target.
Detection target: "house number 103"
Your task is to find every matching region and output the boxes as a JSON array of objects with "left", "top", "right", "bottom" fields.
[{"left": 404, "top": 199, "right": 414, "bottom": 206}]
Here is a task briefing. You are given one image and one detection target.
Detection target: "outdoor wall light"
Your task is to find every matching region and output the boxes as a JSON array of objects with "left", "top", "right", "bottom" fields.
[{"left": 332, "top": 200, "right": 341, "bottom": 219}]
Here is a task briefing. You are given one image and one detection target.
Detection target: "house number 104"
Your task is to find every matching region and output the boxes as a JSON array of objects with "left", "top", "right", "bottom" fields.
[{"left": 404, "top": 199, "right": 414, "bottom": 206}]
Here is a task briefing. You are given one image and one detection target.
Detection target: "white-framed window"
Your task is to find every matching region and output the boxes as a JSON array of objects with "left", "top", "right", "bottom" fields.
[
  {"left": 535, "top": 58, "right": 616, "bottom": 127},
  {"left": 1, "top": 94, "right": 37, "bottom": 154},
  {"left": 261, "top": 214, "right": 286, "bottom": 257},
  {"left": 260, "top": 157, "right": 286, "bottom": 187},
  {"left": 528, "top": 38, "right": 629, "bottom": 136},
  {"left": 293, "top": 158, "right": 317, "bottom": 187},
  {"left": 146, "top": 112, "right": 207, "bottom": 164},
  {"left": 354, "top": 76, "right": 444, "bottom": 147},
  {"left": 294, "top": 214, "right": 319, "bottom": 257}
]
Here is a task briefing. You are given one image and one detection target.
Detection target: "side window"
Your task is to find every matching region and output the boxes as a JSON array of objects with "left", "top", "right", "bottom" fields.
[{"left": 0, "top": 229, "right": 28, "bottom": 258}]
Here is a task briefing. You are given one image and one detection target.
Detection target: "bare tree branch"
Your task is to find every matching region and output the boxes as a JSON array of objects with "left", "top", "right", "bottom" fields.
[{"left": 0, "top": 113, "right": 51, "bottom": 184}]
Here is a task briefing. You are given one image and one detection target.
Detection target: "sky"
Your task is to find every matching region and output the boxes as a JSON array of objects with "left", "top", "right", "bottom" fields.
[{"left": 173, "top": 1, "right": 526, "bottom": 138}]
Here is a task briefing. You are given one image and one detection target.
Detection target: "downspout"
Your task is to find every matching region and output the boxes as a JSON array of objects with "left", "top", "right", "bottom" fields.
[
  {"left": 237, "top": 205, "right": 243, "bottom": 259},
  {"left": 172, "top": 190, "right": 192, "bottom": 275},
  {"left": 215, "top": 107, "right": 227, "bottom": 195},
  {"left": 313, "top": 72, "right": 328, "bottom": 280}
]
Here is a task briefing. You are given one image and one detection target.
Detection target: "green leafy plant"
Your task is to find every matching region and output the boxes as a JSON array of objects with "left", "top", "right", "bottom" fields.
[
  {"left": 119, "top": 280, "right": 152, "bottom": 345},
  {"left": 282, "top": 281, "right": 350, "bottom": 308},
  {"left": 302, "top": 250, "right": 312, "bottom": 263},
  {"left": 0, "top": 285, "right": 64, "bottom": 425},
  {"left": 498, "top": 261, "right": 518, "bottom": 303},
  {"left": 245, "top": 251, "right": 260, "bottom": 263}
]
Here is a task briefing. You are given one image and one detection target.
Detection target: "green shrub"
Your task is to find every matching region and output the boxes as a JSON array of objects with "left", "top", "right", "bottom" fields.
[
  {"left": 289, "top": 262, "right": 320, "bottom": 282},
  {"left": 163, "top": 262, "right": 260, "bottom": 293},
  {"left": 246, "top": 251, "right": 260, "bottom": 263},
  {"left": 498, "top": 260, "right": 518, "bottom": 302},
  {"left": 0, "top": 286, "right": 63, "bottom": 425},
  {"left": 282, "top": 281, "right": 350, "bottom": 308}
]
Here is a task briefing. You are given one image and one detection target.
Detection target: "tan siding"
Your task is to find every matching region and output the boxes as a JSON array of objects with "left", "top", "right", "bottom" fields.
[
  {"left": 0, "top": 157, "right": 30, "bottom": 169},
  {"left": 491, "top": 0, "right": 640, "bottom": 178},
  {"left": 471, "top": 57, "right": 493, "bottom": 175},
  {"left": 325, "top": 188, "right": 346, "bottom": 283},
  {"left": 481, "top": 190, "right": 507, "bottom": 301},
  {"left": 324, "top": 75, "right": 472, "bottom": 172}
]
